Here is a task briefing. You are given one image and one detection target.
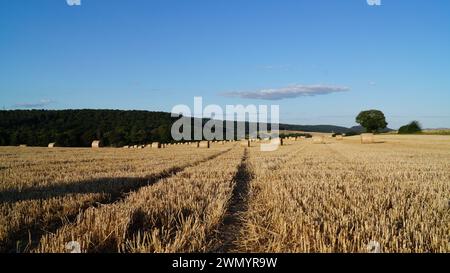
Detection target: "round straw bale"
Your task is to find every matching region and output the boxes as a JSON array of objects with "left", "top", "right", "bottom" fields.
[
  {"left": 91, "top": 140, "right": 101, "bottom": 148},
  {"left": 312, "top": 136, "right": 325, "bottom": 144},
  {"left": 151, "top": 142, "right": 161, "bottom": 148},
  {"left": 240, "top": 139, "right": 251, "bottom": 147},
  {"left": 360, "top": 133, "right": 374, "bottom": 144},
  {"left": 199, "top": 141, "right": 210, "bottom": 148}
]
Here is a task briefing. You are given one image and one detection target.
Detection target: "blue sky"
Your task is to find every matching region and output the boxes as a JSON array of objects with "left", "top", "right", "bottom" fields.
[{"left": 1, "top": 0, "right": 449, "bottom": 128}]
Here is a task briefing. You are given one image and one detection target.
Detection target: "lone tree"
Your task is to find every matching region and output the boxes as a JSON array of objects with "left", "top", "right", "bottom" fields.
[
  {"left": 356, "top": 110, "right": 388, "bottom": 133},
  {"left": 398, "top": 121, "right": 422, "bottom": 134}
]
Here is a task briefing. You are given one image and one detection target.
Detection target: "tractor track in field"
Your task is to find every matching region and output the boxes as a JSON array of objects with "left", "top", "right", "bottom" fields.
[
  {"left": 212, "top": 148, "right": 253, "bottom": 253},
  {"left": 209, "top": 142, "right": 305, "bottom": 252}
]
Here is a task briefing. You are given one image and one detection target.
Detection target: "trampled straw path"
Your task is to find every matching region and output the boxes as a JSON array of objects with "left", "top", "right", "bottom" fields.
[
  {"left": 212, "top": 145, "right": 303, "bottom": 253},
  {"left": 213, "top": 149, "right": 252, "bottom": 253}
]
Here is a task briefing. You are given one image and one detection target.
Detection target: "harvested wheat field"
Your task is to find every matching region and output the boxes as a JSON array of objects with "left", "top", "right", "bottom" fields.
[{"left": 0, "top": 135, "right": 449, "bottom": 253}]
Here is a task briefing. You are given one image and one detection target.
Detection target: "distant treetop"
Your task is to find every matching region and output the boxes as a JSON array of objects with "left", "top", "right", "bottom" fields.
[{"left": 356, "top": 110, "right": 388, "bottom": 133}]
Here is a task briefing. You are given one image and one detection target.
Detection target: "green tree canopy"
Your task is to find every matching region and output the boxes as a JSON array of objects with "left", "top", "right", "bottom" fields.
[
  {"left": 0, "top": 110, "right": 177, "bottom": 147},
  {"left": 356, "top": 110, "right": 388, "bottom": 133},
  {"left": 398, "top": 121, "right": 422, "bottom": 134}
]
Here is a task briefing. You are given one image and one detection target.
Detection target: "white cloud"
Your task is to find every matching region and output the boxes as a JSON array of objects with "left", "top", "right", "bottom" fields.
[
  {"left": 221, "top": 84, "right": 349, "bottom": 100},
  {"left": 13, "top": 99, "right": 54, "bottom": 109},
  {"left": 66, "top": 0, "right": 81, "bottom": 6}
]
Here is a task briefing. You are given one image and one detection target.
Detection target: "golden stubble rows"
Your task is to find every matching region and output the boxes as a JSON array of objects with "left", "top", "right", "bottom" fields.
[
  {"left": 238, "top": 136, "right": 450, "bottom": 253},
  {"left": 1, "top": 135, "right": 449, "bottom": 253},
  {"left": 35, "top": 146, "right": 243, "bottom": 253},
  {"left": 0, "top": 145, "right": 235, "bottom": 252}
]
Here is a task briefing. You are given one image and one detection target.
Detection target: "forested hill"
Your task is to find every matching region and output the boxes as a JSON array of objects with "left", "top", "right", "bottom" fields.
[
  {"left": 278, "top": 124, "right": 351, "bottom": 133},
  {"left": 0, "top": 109, "right": 356, "bottom": 147},
  {"left": 0, "top": 110, "right": 175, "bottom": 147}
]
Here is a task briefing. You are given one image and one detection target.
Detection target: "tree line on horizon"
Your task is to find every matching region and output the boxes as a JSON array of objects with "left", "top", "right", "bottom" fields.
[
  {"left": 1, "top": 109, "right": 413, "bottom": 147},
  {"left": 0, "top": 109, "right": 304, "bottom": 147},
  {"left": 0, "top": 110, "right": 176, "bottom": 147}
]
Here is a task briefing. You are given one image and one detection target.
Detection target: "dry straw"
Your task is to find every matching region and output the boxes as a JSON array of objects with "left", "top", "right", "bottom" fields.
[
  {"left": 241, "top": 139, "right": 251, "bottom": 147},
  {"left": 48, "top": 143, "right": 56, "bottom": 148},
  {"left": 360, "top": 133, "right": 374, "bottom": 144},
  {"left": 336, "top": 135, "right": 344, "bottom": 140},
  {"left": 3, "top": 135, "right": 448, "bottom": 253},
  {"left": 190, "top": 142, "right": 200, "bottom": 148},
  {"left": 312, "top": 136, "right": 325, "bottom": 144},
  {"left": 151, "top": 142, "right": 161, "bottom": 148},
  {"left": 91, "top": 140, "right": 101, "bottom": 148},
  {"left": 272, "top": 138, "right": 283, "bottom": 146},
  {"left": 199, "top": 141, "right": 210, "bottom": 148}
]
